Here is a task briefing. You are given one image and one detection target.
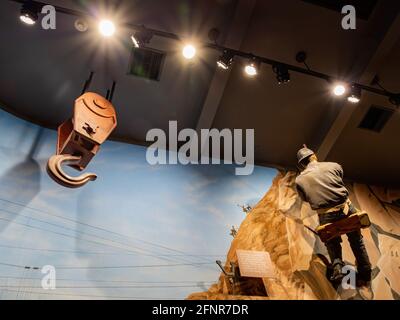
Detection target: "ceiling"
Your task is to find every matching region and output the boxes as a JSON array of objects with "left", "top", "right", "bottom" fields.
[{"left": 0, "top": 0, "right": 399, "bottom": 186}]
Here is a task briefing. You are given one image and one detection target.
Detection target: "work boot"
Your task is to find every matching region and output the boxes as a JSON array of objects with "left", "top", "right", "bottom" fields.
[
  {"left": 357, "top": 280, "right": 373, "bottom": 300},
  {"left": 330, "top": 261, "right": 344, "bottom": 282}
]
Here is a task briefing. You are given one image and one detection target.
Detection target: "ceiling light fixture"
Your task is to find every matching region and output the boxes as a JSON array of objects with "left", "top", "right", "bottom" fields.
[
  {"left": 74, "top": 19, "right": 89, "bottom": 32},
  {"left": 131, "top": 26, "right": 153, "bottom": 48},
  {"left": 99, "top": 19, "right": 116, "bottom": 37},
  {"left": 182, "top": 44, "right": 196, "bottom": 60},
  {"left": 333, "top": 83, "right": 347, "bottom": 96},
  {"left": 20, "top": 1, "right": 39, "bottom": 25},
  {"left": 217, "top": 50, "right": 234, "bottom": 70},
  {"left": 15, "top": 1, "right": 396, "bottom": 102},
  {"left": 244, "top": 58, "right": 260, "bottom": 77},
  {"left": 347, "top": 85, "right": 361, "bottom": 103},
  {"left": 272, "top": 64, "right": 290, "bottom": 84}
]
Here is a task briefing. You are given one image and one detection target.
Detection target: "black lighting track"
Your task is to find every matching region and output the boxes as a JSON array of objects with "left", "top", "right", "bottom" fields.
[{"left": 10, "top": 0, "right": 398, "bottom": 103}]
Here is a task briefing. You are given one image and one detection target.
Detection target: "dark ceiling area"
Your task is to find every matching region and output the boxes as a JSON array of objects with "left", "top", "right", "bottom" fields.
[{"left": 0, "top": 0, "right": 399, "bottom": 186}]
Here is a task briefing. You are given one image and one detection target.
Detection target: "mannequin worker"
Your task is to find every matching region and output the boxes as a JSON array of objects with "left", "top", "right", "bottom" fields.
[{"left": 295, "top": 146, "right": 372, "bottom": 289}]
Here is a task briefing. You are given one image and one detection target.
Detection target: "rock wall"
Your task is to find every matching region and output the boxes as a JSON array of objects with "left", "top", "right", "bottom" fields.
[{"left": 187, "top": 171, "right": 400, "bottom": 300}]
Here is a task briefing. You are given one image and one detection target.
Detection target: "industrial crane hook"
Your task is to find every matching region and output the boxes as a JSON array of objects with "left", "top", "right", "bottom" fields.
[
  {"left": 46, "top": 91, "right": 117, "bottom": 188},
  {"left": 47, "top": 154, "right": 97, "bottom": 188}
]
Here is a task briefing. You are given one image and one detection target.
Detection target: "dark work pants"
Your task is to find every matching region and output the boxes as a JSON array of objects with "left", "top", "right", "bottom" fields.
[{"left": 318, "top": 204, "right": 372, "bottom": 282}]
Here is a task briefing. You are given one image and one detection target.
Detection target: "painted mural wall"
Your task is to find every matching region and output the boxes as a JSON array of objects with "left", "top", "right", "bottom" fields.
[{"left": 0, "top": 108, "right": 277, "bottom": 300}]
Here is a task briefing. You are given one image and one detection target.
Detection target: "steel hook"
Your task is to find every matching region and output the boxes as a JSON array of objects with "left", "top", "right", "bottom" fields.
[{"left": 47, "top": 154, "right": 97, "bottom": 188}]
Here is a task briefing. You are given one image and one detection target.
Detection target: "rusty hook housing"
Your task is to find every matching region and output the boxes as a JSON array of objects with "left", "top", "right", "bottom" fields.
[{"left": 47, "top": 92, "right": 117, "bottom": 188}]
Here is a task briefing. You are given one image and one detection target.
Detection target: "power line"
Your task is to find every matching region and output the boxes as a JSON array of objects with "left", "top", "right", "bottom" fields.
[
  {"left": 0, "top": 207, "right": 177, "bottom": 257},
  {"left": 56, "top": 263, "right": 215, "bottom": 270},
  {"left": 0, "top": 209, "right": 176, "bottom": 259},
  {"left": 0, "top": 288, "right": 178, "bottom": 300},
  {"left": 0, "top": 216, "right": 216, "bottom": 270},
  {"left": 0, "top": 275, "right": 216, "bottom": 284},
  {"left": 0, "top": 191, "right": 224, "bottom": 277},
  {"left": 0, "top": 198, "right": 216, "bottom": 263},
  {"left": 0, "top": 261, "right": 216, "bottom": 270},
  {"left": 0, "top": 243, "right": 224, "bottom": 257},
  {"left": 0, "top": 216, "right": 146, "bottom": 256},
  {"left": 0, "top": 285, "right": 204, "bottom": 289},
  {"left": 0, "top": 262, "right": 35, "bottom": 270}
]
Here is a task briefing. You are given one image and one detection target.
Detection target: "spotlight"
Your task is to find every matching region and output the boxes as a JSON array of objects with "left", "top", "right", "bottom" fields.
[
  {"left": 131, "top": 27, "right": 153, "bottom": 48},
  {"left": 20, "top": 1, "right": 39, "bottom": 25},
  {"left": 75, "top": 19, "right": 89, "bottom": 32},
  {"left": 182, "top": 44, "right": 196, "bottom": 60},
  {"left": 99, "top": 20, "right": 116, "bottom": 37},
  {"left": 272, "top": 64, "right": 290, "bottom": 84},
  {"left": 217, "top": 50, "right": 234, "bottom": 70},
  {"left": 333, "top": 83, "right": 347, "bottom": 96},
  {"left": 244, "top": 59, "right": 260, "bottom": 77},
  {"left": 347, "top": 85, "right": 361, "bottom": 103}
]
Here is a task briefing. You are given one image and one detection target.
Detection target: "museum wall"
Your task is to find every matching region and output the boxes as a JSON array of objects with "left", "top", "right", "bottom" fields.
[
  {"left": 0, "top": 108, "right": 277, "bottom": 299},
  {"left": 188, "top": 172, "right": 400, "bottom": 300}
]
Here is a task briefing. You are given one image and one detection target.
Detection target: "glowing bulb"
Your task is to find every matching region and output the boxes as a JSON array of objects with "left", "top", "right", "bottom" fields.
[
  {"left": 131, "top": 35, "right": 140, "bottom": 48},
  {"left": 20, "top": 3, "right": 38, "bottom": 26},
  {"left": 347, "top": 96, "right": 360, "bottom": 104},
  {"left": 20, "top": 15, "right": 36, "bottom": 25},
  {"left": 182, "top": 44, "right": 196, "bottom": 60},
  {"left": 333, "top": 84, "right": 346, "bottom": 96},
  {"left": 75, "top": 19, "right": 89, "bottom": 32},
  {"left": 99, "top": 20, "right": 116, "bottom": 37},
  {"left": 347, "top": 85, "right": 361, "bottom": 104},
  {"left": 245, "top": 64, "right": 257, "bottom": 76},
  {"left": 217, "top": 61, "right": 229, "bottom": 70}
]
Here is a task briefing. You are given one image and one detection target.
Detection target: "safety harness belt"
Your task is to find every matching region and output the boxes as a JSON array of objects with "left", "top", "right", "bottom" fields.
[{"left": 317, "top": 199, "right": 351, "bottom": 216}]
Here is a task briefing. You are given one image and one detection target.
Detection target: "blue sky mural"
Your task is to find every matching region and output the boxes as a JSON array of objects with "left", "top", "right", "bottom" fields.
[{"left": 0, "top": 108, "right": 277, "bottom": 300}]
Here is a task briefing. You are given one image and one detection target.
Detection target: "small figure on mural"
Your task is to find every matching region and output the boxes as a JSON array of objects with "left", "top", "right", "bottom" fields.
[
  {"left": 230, "top": 226, "right": 238, "bottom": 238},
  {"left": 237, "top": 204, "right": 252, "bottom": 214},
  {"left": 295, "top": 145, "right": 372, "bottom": 292}
]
